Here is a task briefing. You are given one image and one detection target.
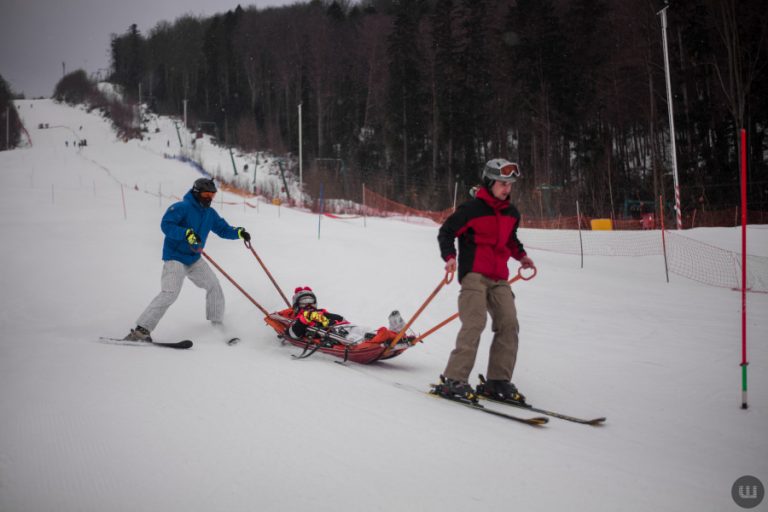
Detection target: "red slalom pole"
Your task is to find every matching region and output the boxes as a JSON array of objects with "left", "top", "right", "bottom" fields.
[{"left": 740, "top": 128, "right": 748, "bottom": 409}]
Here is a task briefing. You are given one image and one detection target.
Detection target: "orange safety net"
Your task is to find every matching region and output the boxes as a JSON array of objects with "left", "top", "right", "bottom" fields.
[{"left": 363, "top": 185, "right": 453, "bottom": 225}]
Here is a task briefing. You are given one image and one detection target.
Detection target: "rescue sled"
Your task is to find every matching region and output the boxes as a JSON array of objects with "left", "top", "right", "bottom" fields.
[{"left": 265, "top": 308, "right": 415, "bottom": 364}]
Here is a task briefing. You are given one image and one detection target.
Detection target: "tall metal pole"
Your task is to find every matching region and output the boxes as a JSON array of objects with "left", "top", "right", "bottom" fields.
[
  {"left": 298, "top": 103, "right": 303, "bottom": 207},
  {"left": 183, "top": 99, "right": 188, "bottom": 129},
  {"left": 658, "top": 6, "right": 682, "bottom": 230}
]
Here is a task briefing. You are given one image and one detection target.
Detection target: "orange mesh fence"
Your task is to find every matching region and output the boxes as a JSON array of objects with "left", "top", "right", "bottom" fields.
[
  {"left": 362, "top": 185, "right": 453, "bottom": 225},
  {"left": 354, "top": 186, "right": 767, "bottom": 292}
]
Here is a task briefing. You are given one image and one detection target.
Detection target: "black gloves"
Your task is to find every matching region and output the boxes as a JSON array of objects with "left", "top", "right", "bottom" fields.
[{"left": 238, "top": 228, "right": 251, "bottom": 242}]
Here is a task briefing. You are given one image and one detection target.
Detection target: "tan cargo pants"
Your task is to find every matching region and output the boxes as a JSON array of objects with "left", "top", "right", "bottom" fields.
[{"left": 443, "top": 272, "right": 520, "bottom": 383}]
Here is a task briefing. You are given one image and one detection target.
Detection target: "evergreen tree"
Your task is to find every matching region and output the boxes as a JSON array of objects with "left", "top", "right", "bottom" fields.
[
  {"left": 0, "top": 74, "right": 21, "bottom": 150},
  {"left": 109, "top": 24, "right": 146, "bottom": 99},
  {"left": 386, "top": 0, "right": 429, "bottom": 191}
]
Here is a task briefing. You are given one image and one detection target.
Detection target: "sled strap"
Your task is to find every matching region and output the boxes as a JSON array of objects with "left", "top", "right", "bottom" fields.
[
  {"left": 293, "top": 340, "right": 322, "bottom": 359},
  {"left": 197, "top": 248, "right": 271, "bottom": 316},
  {"left": 245, "top": 240, "right": 291, "bottom": 307},
  {"left": 382, "top": 270, "right": 454, "bottom": 357},
  {"left": 291, "top": 333, "right": 322, "bottom": 359},
  {"left": 411, "top": 266, "right": 537, "bottom": 344}
]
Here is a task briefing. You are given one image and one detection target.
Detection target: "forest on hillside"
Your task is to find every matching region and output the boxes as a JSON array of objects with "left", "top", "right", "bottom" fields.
[{"left": 105, "top": 0, "right": 767, "bottom": 221}]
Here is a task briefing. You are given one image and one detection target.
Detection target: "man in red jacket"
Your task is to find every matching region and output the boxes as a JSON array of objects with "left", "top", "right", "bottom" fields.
[{"left": 435, "top": 158, "right": 535, "bottom": 403}]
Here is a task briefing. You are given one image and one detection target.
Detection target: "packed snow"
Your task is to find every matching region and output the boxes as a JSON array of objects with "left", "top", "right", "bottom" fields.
[{"left": 0, "top": 99, "right": 766, "bottom": 512}]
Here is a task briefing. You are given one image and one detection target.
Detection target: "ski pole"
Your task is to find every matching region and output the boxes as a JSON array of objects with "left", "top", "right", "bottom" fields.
[
  {"left": 382, "top": 270, "right": 455, "bottom": 356},
  {"left": 196, "top": 248, "right": 271, "bottom": 316},
  {"left": 244, "top": 239, "right": 290, "bottom": 307},
  {"left": 411, "top": 266, "right": 537, "bottom": 344}
]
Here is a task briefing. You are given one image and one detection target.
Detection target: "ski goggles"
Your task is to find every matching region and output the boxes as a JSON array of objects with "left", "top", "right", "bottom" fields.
[
  {"left": 199, "top": 191, "right": 216, "bottom": 200},
  {"left": 499, "top": 162, "right": 521, "bottom": 179},
  {"left": 297, "top": 295, "right": 316, "bottom": 307}
]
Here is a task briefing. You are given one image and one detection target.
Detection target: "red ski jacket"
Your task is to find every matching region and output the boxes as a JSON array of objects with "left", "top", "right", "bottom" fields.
[{"left": 438, "top": 187, "right": 527, "bottom": 283}]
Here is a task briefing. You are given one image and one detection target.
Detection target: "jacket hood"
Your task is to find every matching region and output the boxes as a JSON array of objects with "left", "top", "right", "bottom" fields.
[
  {"left": 183, "top": 190, "right": 205, "bottom": 210},
  {"left": 476, "top": 186, "right": 510, "bottom": 211}
]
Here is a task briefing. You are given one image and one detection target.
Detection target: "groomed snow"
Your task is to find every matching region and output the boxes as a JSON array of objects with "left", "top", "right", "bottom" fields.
[{"left": 0, "top": 99, "right": 766, "bottom": 512}]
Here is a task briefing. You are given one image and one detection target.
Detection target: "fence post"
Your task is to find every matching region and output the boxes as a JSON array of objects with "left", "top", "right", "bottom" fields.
[
  {"left": 318, "top": 183, "right": 324, "bottom": 240},
  {"left": 576, "top": 200, "right": 584, "bottom": 269},
  {"left": 121, "top": 184, "right": 127, "bottom": 220},
  {"left": 659, "top": 194, "right": 669, "bottom": 283}
]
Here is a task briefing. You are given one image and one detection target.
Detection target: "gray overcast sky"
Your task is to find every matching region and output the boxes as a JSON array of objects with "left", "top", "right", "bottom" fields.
[{"left": 1, "top": 0, "right": 292, "bottom": 98}]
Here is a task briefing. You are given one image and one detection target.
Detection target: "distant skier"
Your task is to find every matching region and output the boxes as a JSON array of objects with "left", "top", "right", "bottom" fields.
[
  {"left": 434, "top": 159, "right": 535, "bottom": 403},
  {"left": 123, "top": 178, "right": 251, "bottom": 342}
]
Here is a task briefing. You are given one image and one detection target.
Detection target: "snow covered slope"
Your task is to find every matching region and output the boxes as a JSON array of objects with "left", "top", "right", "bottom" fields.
[{"left": 0, "top": 99, "right": 766, "bottom": 512}]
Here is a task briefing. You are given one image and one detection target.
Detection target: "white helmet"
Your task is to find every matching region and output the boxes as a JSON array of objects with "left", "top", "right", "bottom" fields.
[{"left": 482, "top": 158, "right": 521, "bottom": 185}]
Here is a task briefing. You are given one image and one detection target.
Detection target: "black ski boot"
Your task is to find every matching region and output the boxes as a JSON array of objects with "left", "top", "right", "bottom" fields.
[
  {"left": 478, "top": 378, "right": 527, "bottom": 405},
  {"left": 433, "top": 375, "right": 478, "bottom": 402}
]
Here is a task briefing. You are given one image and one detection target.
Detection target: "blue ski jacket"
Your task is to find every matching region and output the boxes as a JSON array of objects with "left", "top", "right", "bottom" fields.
[{"left": 161, "top": 191, "right": 241, "bottom": 265}]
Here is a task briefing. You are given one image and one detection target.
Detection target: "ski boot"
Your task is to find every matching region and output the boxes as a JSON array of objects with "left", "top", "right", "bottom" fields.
[
  {"left": 433, "top": 375, "right": 478, "bottom": 402},
  {"left": 123, "top": 325, "right": 152, "bottom": 342},
  {"left": 388, "top": 310, "right": 406, "bottom": 332},
  {"left": 477, "top": 377, "right": 527, "bottom": 405}
]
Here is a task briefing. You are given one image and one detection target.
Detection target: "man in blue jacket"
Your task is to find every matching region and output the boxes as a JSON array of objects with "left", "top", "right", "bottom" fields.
[{"left": 124, "top": 178, "right": 251, "bottom": 342}]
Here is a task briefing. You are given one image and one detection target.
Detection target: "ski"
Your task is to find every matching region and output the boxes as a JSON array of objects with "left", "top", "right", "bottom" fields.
[
  {"left": 476, "top": 375, "right": 605, "bottom": 425},
  {"left": 478, "top": 396, "right": 605, "bottom": 425},
  {"left": 99, "top": 337, "right": 193, "bottom": 349},
  {"left": 427, "top": 390, "right": 548, "bottom": 426}
]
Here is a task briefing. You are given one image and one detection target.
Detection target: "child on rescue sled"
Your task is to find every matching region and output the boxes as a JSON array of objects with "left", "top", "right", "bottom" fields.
[
  {"left": 285, "top": 286, "right": 406, "bottom": 340},
  {"left": 287, "top": 286, "right": 345, "bottom": 338}
]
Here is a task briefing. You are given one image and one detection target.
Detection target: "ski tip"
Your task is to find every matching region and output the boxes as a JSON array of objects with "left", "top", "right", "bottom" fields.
[
  {"left": 153, "top": 339, "right": 193, "bottom": 349},
  {"left": 529, "top": 417, "right": 549, "bottom": 425},
  {"left": 226, "top": 337, "right": 241, "bottom": 346},
  {"left": 587, "top": 417, "right": 607, "bottom": 425}
]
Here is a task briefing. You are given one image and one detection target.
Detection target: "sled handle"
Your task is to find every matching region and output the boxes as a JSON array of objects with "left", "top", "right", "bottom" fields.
[
  {"left": 196, "top": 247, "right": 271, "bottom": 316},
  {"left": 383, "top": 270, "right": 453, "bottom": 356},
  {"left": 411, "top": 266, "right": 536, "bottom": 345},
  {"left": 245, "top": 239, "right": 291, "bottom": 307},
  {"left": 510, "top": 265, "right": 537, "bottom": 283}
]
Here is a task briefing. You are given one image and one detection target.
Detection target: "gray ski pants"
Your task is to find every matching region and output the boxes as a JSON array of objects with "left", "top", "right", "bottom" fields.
[
  {"left": 137, "top": 259, "right": 224, "bottom": 332},
  {"left": 443, "top": 272, "right": 520, "bottom": 383}
]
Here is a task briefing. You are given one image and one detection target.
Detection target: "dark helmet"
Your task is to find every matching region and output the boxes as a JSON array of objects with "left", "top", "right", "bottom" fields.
[
  {"left": 292, "top": 286, "right": 317, "bottom": 309},
  {"left": 482, "top": 158, "right": 521, "bottom": 188},
  {"left": 192, "top": 178, "right": 217, "bottom": 207},
  {"left": 192, "top": 177, "right": 217, "bottom": 194}
]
